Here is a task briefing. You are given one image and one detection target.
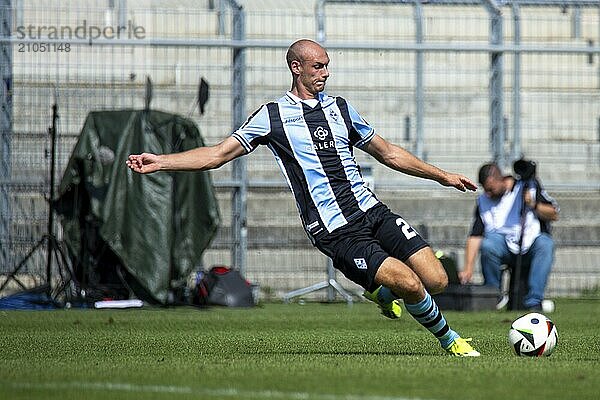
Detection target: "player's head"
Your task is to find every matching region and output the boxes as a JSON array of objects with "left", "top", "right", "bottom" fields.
[
  {"left": 286, "top": 39, "right": 330, "bottom": 96},
  {"left": 478, "top": 162, "right": 505, "bottom": 199}
]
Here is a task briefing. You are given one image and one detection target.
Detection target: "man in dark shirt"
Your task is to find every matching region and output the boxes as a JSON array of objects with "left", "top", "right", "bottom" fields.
[{"left": 460, "top": 162, "right": 559, "bottom": 310}]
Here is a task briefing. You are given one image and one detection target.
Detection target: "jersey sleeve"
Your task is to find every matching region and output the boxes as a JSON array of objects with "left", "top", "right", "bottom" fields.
[
  {"left": 231, "top": 104, "right": 271, "bottom": 153},
  {"left": 337, "top": 98, "right": 375, "bottom": 148}
]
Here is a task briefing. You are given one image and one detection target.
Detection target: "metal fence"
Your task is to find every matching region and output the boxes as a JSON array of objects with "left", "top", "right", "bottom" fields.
[{"left": 1, "top": 0, "right": 599, "bottom": 301}]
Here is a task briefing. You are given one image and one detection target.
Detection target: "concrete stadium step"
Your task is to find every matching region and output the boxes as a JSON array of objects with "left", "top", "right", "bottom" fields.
[
  {"left": 211, "top": 187, "right": 600, "bottom": 250},
  {"left": 214, "top": 188, "right": 600, "bottom": 223},
  {"left": 210, "top": 223, "right": 600, "bottom": 249},
  {"left": 205, "top": 246, "right": 600, "bottom": 273},
  {"left": 201, "top": 247, "right": 364, "bottom": 297},
  {"left": 207, "top": 221, "right": 600, "bottom": 249},
  {"left": 444, "top": 246, "right": 600, "bottom": 298},
  {"left": 201, "top": 245, "right": 600, "bottom": 299}
]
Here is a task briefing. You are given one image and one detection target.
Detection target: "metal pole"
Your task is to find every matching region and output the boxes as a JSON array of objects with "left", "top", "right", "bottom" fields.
[
  {"left": 46, "top": 104, "right": 58, "bottom": 291},
  {"left": 326, "top": 258, "right": 335, "bottom": 301},
  {"left": 484, "top": 0, "right": 506, "bottom": 170},
  {"left": 571, "top": 5, "right": 581, "bottom": 39},
  {"left": 228, "top": 0, "right": 248, "bottom": 275},
  {"left": 316, "top": 0, "right": 326, "bottom": 43},
  {"left": 218, "top": 0, "right": 226, "bottom": 36},
  {"left": 414, "top": 0, "right": 425, "bottom": 159},
  {"left": 118, "top": 0, "right": 127, "bottom": 29},
  {"left": 0, "top": 0, "right": 12, "bottom": 270},
  {"left": 511, "top": 2, "right": 522, "bottom": 161}
]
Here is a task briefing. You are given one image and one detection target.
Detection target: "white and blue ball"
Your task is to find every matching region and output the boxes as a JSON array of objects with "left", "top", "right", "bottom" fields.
[{"left": 508, "top": 312, "right": 558, "bottom": 357}]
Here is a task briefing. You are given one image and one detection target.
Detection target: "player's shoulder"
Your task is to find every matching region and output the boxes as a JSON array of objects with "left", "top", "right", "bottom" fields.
[{"left": 320, "top": 92, "right": 344, "bottom": 104}]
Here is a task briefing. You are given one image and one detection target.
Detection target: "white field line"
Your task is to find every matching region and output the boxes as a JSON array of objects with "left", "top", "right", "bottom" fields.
[{"left": 3, "top": 380, "right": 433, "bottom": 400}]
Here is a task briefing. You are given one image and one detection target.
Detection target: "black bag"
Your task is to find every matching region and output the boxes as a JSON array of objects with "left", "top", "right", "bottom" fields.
[
  {"left": 433, "top": 251, "right": 499, "bottom": 311},
  {"left": 193, "top": 266, "right": 255, "bottom": 307}
]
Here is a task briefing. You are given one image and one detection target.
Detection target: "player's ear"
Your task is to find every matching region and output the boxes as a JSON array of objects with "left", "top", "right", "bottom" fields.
[{"left": 290, "top": 59, "right": 302, "bottom": 75}]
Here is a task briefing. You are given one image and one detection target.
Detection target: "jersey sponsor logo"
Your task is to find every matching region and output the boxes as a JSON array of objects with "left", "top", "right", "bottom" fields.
[
  {"left": 283, "top": 115, "right": 304, "bottom": 124},
  {"left": 313, "top": 126, "right": 329, "bottom": 141},
  {"left": 354, "top": 258, "right": 368, "bottom": 270},
  {"left": 305, "top": 140, "right": 335, "bottom": 152}
]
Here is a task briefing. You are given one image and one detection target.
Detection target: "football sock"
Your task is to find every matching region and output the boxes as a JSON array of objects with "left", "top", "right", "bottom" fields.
[{"left": 404, "top": 291, "right": 459, "bottom": 348}]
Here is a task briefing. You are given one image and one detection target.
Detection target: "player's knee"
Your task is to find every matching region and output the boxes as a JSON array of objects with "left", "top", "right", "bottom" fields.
[
  {"left": 424, "top": 257, "right": 448, "bottom": 294},
  {"left": 380, "top": 272, "right": 422, "bottom": 298},
  {"left": 428, "top": 273, "right": 448, "bottom": 295},
  {"left": 400, "top": 275, "right": 424, "bottom": 298}
]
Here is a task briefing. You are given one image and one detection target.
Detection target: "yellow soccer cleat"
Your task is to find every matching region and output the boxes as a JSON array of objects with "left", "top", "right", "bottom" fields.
[
  {"left": 362, "top": 286, "right": 402, "bottom": 319},
  {"left": 445, "top": 337, "right": 481, "bottom": 357}
]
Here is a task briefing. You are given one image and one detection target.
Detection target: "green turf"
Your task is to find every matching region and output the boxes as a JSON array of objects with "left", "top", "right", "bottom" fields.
[{"left": 1, "top": 299, "right": 599, "bottom": 400}]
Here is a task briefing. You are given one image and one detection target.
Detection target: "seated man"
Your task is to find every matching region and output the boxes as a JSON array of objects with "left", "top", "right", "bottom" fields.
[{"left": 459, "top": 162, "right": 559, "bottom": 310}]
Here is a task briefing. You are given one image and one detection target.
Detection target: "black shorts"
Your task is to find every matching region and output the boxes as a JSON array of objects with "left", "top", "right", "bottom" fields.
[{"left": 313, "top": 204, "right": 429, "bottom": 292}]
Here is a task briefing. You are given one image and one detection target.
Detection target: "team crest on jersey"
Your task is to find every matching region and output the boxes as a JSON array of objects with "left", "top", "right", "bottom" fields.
[
  {"left": 354, "top": 258, "right": 368, "bottom": 270},
  {"left": 329, "top": 109, "right": 338, "bottom": 122},
  {"left": 313, "top": 126, "right": 329, "bottom": 141}
]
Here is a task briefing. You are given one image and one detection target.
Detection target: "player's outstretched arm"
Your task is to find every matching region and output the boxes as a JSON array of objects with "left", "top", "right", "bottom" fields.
[
  {"left": 126, "top": 136, "right": 246, "bottom": 174},
  {"left": 364, "top": 134, "right": 477, "bottom": 192}
]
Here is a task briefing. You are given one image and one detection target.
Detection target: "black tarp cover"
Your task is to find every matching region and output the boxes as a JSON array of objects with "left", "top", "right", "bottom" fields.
[{"left": 56, "top": 110, "right": 220, "bottom": 304}]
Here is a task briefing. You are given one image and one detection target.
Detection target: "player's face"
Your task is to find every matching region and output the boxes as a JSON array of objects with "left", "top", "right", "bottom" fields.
[{"left": 297, "top": 46, "right": 330, "bottom": 96}]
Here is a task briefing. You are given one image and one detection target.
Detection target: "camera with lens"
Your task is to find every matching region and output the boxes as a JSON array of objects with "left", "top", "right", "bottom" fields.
[{"left": 513, "top": 158, "right": 536, "bottom": 181}]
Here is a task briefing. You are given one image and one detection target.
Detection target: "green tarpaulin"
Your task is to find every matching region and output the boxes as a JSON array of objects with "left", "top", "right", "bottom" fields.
[{"left": 56, "top": 110, "right": 220, "bottom": 304}]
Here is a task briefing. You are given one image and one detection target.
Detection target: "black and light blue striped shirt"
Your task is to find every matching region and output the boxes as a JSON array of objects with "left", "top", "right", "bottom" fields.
[{"left": 232, "top": 91, "right": 380, "bottom": 237}]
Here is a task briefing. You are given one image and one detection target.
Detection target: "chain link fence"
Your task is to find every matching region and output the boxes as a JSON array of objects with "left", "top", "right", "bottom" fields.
[{"left": 1, "top": 0, "right": 599, "bottom": 301}]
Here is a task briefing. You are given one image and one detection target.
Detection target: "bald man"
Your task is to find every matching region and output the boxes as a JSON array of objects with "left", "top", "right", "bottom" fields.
[{"left": 127, "top": 39, "right": 480, "bottom": 356}]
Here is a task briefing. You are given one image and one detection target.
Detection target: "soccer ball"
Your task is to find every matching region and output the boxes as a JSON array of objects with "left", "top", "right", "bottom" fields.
[{"left": 508, "top": 312, "right": 558, "bottom": 357}]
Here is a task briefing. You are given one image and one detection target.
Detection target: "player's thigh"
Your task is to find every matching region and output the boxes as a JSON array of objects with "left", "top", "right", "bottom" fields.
[
  {"left": 315, "top": 231, "right": 388, "bottom": 292},
  {"left": 405, "top": 247, "right": 448, "bottom": 294}
]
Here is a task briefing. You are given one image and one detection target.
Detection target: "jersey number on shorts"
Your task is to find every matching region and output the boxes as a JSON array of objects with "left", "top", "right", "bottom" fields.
[{"left": 395, "top": 217, "right": 417, "bottom": 240}]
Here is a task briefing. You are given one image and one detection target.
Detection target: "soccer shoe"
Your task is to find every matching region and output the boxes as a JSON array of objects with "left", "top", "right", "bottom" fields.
[
  {"left": 362, "top": 286, "right": 402, "bottom": 319},
  {"left": 445, "top": 337, "right": 481, "bottom": 357}
]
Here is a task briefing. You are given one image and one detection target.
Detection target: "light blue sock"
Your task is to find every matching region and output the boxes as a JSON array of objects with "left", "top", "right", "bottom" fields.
[{"left": 404, "top": 291, "right": 459, "bottom": 348}]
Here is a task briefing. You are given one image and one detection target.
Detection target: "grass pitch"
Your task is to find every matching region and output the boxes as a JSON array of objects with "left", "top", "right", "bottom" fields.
[{"left": 1, "top": 298, "right": 599, "bottom": 400}]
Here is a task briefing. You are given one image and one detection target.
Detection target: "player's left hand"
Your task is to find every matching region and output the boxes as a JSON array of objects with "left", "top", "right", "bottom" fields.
[{"left": 442, "top": 173, "right": 477, "bottom": 192}]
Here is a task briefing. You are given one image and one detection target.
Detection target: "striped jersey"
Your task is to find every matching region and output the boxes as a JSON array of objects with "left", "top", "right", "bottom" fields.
[{"left": 232, "top": 91, "right": 380, "bottom": 237}]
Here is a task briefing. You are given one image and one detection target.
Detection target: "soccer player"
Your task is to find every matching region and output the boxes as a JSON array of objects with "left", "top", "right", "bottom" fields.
[{"left": 127, "top": 39, "right": 480, "bottom": 356}]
